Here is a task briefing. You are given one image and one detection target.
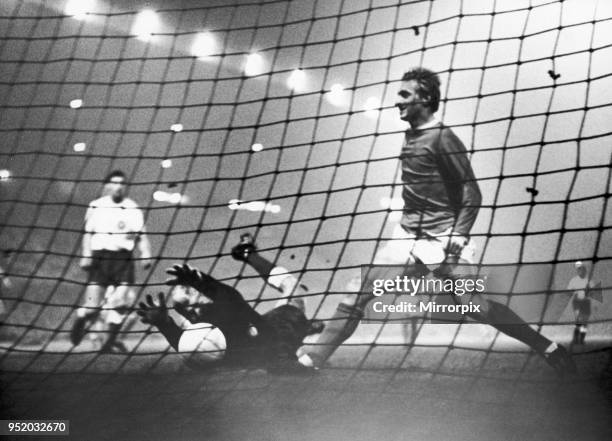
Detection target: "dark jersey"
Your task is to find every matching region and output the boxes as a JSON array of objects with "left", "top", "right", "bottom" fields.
[
  {"left": 400, "top": 122, "right": 481, "bottom": 236},
  {"left": 192, "top": 302, "right": 310, "bottom": 367},
  {"left": 185, "top": 272, "right": 311, "bottom": 367}
]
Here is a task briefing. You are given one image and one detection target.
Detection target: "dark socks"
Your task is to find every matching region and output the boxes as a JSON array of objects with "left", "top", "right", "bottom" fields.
[{"left": 484, "top": 301, "right": 552, "bottom": 354}]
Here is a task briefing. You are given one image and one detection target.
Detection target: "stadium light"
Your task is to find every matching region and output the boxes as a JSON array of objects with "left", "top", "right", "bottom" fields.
[
  {"left": 244, "top": 53, "right": 264, "bottom": 76},
  {"left": 161, "top": 159, "right": 172, "bottom": 168},
  {"left": 132, "top": 10, "right": 159, "bottom": 41},
  {"left": 170, "top": 123, "right": 183, "bottom": 132},
  {"left": 251, "top": 143, "right": 263, "bottom": 152},
  {"left": 191, "top": 32, "right": 216, "bottom": 58},
  {"left": 69, "top": 99, "right": 83, "bottom": 109},
  {"left": 287, "top": 69, "right": 306, "bottom": 92},
  {"left": 73, "top": 142, "right": 86, "bottom": 152},
  {"left": 0, "top": 169, "right": 11, "bottom": 182},
  {"left": 154, "top": 190, "right": 188, "bottom": 204},
  {"left": 327, "top": 83, "right": 348, "bottom": 106},
  {"left": 168, "top": 192, "right": 182, "bottom": 204},
  {"left": 228, "top": 199, "right": 280, "bottom": 213},
  {"left": 364, "top": 96, "right": 380, "bottom": 118},
  {"left": 65, "top": 0, "right": 96, "bottom": 20}
]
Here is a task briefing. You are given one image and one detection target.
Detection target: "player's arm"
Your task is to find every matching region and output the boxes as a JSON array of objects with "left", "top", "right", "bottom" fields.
[
  {"left": 136, "top": 226, "right": 152, "bottom": 269},
  {"left": 80, "top": 205, "right": 94, "bottom": 269},
  {"left": 137, "top": 292, "right": 182, "bottom": 350},
  {"left": 166, "top": 264, "right": 266, "bottom": 328},
  {"left": 437, "top": 129, "right": 482, "bottom": 252},
  {"left": 80, "top": 232, "right": 93, "bottom": 269}
]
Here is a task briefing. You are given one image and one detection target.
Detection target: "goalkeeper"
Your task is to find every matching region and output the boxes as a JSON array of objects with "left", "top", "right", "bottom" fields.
[
  {"left": 299, "top": 67, "right": 576, "bottom": 376},
  {"left": 137, "top": 234, "right": 323, "bottom": 369}
]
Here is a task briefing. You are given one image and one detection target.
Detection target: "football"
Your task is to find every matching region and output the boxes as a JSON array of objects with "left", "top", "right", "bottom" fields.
[{"left": 177, "top": 322, "right": 226, "bottom": 368}]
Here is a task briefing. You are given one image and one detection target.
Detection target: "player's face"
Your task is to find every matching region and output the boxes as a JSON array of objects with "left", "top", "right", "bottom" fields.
[
  {"left": 105, "top": 177, "right": 127, "bottom": 202},
  {"left": 395, "top": 80, "right": 430, "bottom": 124}
]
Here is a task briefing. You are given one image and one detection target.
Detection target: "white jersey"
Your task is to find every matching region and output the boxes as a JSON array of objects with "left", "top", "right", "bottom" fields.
[
  {"left": 567, "top": 275, "right": 592, "bottom": 301},
  {"left": 85, "top": 195, "right": 145, "bottom": 252}
]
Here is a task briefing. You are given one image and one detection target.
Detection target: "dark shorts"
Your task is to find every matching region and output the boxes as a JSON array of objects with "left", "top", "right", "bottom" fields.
[
  {"left": 572, "top": 297, "right": 591, "bottom": 324},
  {"left": 88, "top": 250, "right": 134, "bottom": 286}
]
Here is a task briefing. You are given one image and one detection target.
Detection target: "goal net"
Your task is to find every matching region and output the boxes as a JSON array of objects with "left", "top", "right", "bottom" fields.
[{"left": 1, "top": 0, "right": 611, "bottom": 392}]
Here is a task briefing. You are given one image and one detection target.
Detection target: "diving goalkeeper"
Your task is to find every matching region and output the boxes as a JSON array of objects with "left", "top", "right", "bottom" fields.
[{"left": 137, "top": 234, "right": 323, "bottom": 369}]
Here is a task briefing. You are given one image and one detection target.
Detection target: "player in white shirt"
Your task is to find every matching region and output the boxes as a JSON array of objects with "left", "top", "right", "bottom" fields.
[
  {"left": 71, "top": 170, "right": 152, "bottom": 352},
  {"left": 568, "top": 261, "right": 598, "bottom": 345}
]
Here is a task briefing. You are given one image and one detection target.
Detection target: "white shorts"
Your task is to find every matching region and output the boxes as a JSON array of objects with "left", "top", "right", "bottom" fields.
[{"left": 373, "top": 224, "right": 475, "bottom": 267}]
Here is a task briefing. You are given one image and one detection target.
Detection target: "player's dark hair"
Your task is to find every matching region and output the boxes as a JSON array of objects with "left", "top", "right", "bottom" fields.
[
  {"left": 401, "top": 67, "right": 441, "bottom": 112},
  {"left": 104, "top": 170, "right": 127, "bottom": 184}
]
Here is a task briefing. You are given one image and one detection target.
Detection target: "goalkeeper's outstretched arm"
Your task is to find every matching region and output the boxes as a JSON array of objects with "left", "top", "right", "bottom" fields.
[{"left": 165, "top": 263, "right": 266, "bottom": 331}]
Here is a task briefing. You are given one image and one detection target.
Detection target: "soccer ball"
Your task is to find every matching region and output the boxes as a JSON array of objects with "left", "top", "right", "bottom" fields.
[{"left": 177, "top": 322, "right": 226, "bottom": 368}]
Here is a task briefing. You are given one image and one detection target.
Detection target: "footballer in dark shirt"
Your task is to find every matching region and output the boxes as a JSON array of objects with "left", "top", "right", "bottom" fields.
[
  {"left": 299, "top": 67, "right": 575, "bottom": 377},
  {"left": 137, "top": 234, "right": 323, "bottom": 370}
]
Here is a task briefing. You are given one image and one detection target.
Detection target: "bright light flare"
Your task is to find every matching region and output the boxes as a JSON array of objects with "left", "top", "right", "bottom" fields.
[
  {"left": 65, "top": 0, "right": 96, "bottom": 20},
  {"left": 244, "top": 53, "right": 264, "bottom": 76},
  {"left": 161, "top": 159, "right": 172, "bottom": 168},
  {"left": 287, "top": 69, "right": 306, "bottom": 92},
  {"left": 170, "top": 123, "right": 183, "bottom": 132},
  {"left": 327, "top": 83, "right": 348, "bottom": 106},
  {"left": 251, "top": 143, "right": 263, "bottom": 152},
  {"left": 154, "top": 190, "right": 188, "bottom": 205},
  {"left": 191, "top": 32, "right": 216, "bottom": 58},
  {"left": 0, "top": 169, "right": 11, "bottom": 182},
  {"left": 228, "top": 199, "right": 280, "bottom": 214},
  {"left": 132, "top": 10, "right": 159, "bottom": 41},
  {"left": 69, "top": 99, "right": 83, "bottom": 109},
  {"left": 73, "top": 142, "right": 86, "bottom": 152}
]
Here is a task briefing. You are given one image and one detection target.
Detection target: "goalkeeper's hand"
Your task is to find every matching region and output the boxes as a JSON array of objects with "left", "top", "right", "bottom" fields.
[
  {"left": 165, "top": 264, "right": 205, "bottom": 290},
  {"left": 137, "top": 292, "right": 170, "bottom": 326}
]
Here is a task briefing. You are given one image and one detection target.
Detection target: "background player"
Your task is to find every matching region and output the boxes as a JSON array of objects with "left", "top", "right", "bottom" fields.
[
  {"left": 137, "top": 233, "right": 323, "bottom": 369},
  {"left": 299, "top": 67, "right": 576, "bottom": 376},
  {"left": 568, "top": 261, "right": 600, "bottom": 346},
  {"left": 71, "top": 170, "right": 152, "bottom": 353}
]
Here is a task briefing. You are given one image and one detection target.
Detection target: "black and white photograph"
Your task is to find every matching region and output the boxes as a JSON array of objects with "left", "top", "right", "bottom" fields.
[{"left": 1, "top": 0, "right": 611, "bottom": 440}]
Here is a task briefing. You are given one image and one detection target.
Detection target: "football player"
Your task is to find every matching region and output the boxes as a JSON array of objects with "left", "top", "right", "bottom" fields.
[
  {"left": 299, "top": 67, "right": 576, "bottom": 377},
  {"left": 71, "top": 170, "right": 152, "bottom": 352},
  {"left": 137, "top": 234, "right": 323, "bottom": 370}
]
